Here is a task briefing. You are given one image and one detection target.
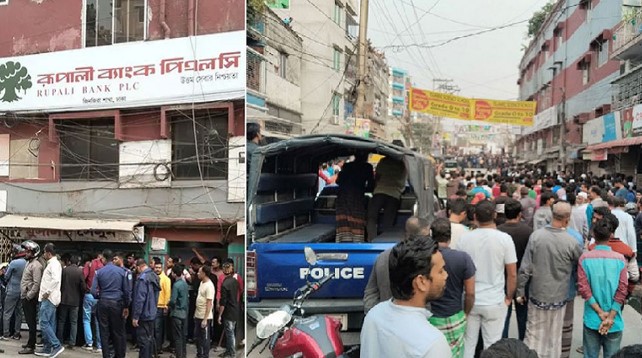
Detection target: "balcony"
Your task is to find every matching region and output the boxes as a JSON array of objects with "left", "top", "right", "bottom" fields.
[
  {"left": 266, "top": 71, "right": 301, "bottom": 113},
  {"left": 612, "top": 13, "right": 642, "bottom": 60},
  {"left": 611, "top": 62, "right": 642, "bottom": 110}
]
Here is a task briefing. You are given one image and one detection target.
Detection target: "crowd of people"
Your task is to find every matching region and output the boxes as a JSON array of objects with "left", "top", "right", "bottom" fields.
[
  {"left": 445, "top": 153, "right": 515, "bottom": 171},
  {"left": 0, "top": 243, "right": 243, "bottom": 358},
  {"left": 361, "top": 168, "right": 642, "bottom": 358}
]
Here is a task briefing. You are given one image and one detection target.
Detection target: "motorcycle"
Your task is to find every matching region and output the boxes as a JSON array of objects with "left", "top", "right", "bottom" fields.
[{"left": 248, "top": 247, "right": 359, "bottom": 358}]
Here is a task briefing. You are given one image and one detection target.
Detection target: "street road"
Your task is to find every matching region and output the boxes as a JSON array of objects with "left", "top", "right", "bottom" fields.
[
  {"left": 246, "top": 296, "right": 642, "bottom": 357},
  {"left": 0, "top": 338, "right": 245, "bottom": 358}
]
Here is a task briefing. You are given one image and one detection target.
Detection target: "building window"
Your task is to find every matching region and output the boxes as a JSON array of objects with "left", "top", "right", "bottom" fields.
[
  {"left": 59, "top": 119, "right": 119, "bottom": 181},
  {"left": 333, "top": 47, "right": 342, "bottom": 72},
  {"left": 596, "top": 41, "right": 609, "bottom": 67},
  {"left": 333, "top": 1, "right": 342, "bottom": 25},
  {"left": 85, "top": 0, "right": 146, "bottom": 47},
  {"left": 580, "top": 0, "right": 591, "bottom": 21},
  {"left": 0, "top": 0, "right": 8, "bottom": 6},
  {"left": 554, "top": 28, "right": 563, "bottom": 49},
  {"left": 332, "top": 92, "right": 341, "bottom": 116},
  {"left": 278, "top": 52, "right": 287, "bottom": 78},
  {"left": 171, "top": 109, "right": 228, "bottom": 180},
  {"left": 579, "top": 61, "right": 591, "bottom": 85}
]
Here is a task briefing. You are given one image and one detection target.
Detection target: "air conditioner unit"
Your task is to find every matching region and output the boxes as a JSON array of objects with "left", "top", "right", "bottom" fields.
[{"left": 331, "top": 115, "right": 340, "bottom": 125}]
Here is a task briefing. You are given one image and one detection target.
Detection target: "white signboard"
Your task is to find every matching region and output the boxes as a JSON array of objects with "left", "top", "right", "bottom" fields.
[
  {"left": 227, "top": 136, "right": 245, "bottom": 203},
  {"left": 524, "top": 106, "right": 557, "bottom": 135},
  {"left": 0, "top": 31, "right": 245, "bottom": 113},
  {"left": 119, "top": 140, "right": 172, "bottom": 189},
  {"left": 583, "top": 118, "right": 604, "bottom": 145},
  {"left": 632, "top": 103, "right": 642, "bottom": 135}
]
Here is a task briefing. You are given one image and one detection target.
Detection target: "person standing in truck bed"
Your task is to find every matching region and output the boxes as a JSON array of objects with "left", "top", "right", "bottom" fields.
[
  {"left": 367, "top": 156, "right": 407, "bottom": 242},
  {"left": 335, "top": 153, "right": 374, "bottom": 242}
]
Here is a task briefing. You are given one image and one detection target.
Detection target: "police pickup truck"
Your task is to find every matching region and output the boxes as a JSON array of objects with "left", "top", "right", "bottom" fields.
[{"left": 246, "top": 135, "right": 437, "bottom": 330}]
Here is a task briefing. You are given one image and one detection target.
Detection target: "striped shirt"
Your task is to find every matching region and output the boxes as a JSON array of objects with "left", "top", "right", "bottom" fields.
[{"left": 577, "top": 245, "right": 628, "bottom": 333}]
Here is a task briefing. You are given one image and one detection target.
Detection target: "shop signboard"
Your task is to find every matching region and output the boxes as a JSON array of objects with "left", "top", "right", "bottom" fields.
[
  {"left": 622, "top": 107, "right": 634, "bottom": 138},
  {"left": 632, "top": 104, "right": 642, "bottom": 136},
  {"left": 583, "top": 118, "right": 604, "bottom": 145},
  {"left": 0, "top": 227, "right": 144, "bottom": 243},
  {"left": 602, "top": 112, "right": 621, "bottom": 142}
]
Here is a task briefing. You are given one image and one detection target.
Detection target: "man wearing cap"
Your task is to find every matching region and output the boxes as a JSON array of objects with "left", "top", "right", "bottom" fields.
[{"left": 570, "top": 192, "right": 590, "bottom": 244}]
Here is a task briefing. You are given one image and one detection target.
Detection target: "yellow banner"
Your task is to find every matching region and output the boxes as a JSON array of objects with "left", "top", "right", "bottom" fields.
[
  {"left": 410, "top": 88, "right": 471, "bottom": 120},
  {"left": 410, "top": 88, "right": 536, "bottom": 126}
]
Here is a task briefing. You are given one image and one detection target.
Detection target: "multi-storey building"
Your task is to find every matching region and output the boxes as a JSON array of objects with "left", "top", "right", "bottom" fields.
[
  {"left": 387, "top": 67, "right": 412, "bottom": 145},
  {"left": 272, "top": 0, "right": 359, "bottom": 135},
  {"left": 604, "top": 3, "right": 642, "bottom": 182},
  {"left": 362, "top": 46, "right": 390, "bottom": 140},
  {"left": 515, "top": 0, "right": 621, "bottom": 174},
  {"left": 0, "top": 0, "right": 245, "bottom": 263},
  {"left": 247, "top": 6, "right": 304, "bottom": 140}
]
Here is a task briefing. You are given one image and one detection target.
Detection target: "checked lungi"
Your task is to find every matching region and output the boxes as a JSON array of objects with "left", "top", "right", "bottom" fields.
[{"left": 429, "top": 310, "right": 466, "bottom": 358}]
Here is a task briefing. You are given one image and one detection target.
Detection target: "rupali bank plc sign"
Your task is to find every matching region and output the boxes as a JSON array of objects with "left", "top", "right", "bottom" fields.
[{"left": 0, "top": 30, "right": 245, "bottom": 113}]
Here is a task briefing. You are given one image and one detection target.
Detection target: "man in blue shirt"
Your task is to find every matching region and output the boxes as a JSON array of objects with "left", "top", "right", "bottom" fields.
[
  {"left": 132, "top": 259, "right": 160, "bottom": 358},
  {"left": 2, "top": 245, "right": 26, "bottom": 340},
  {"left": 578, "top": 218, "right": 628, "bottom": 358},
  {"left": 92, "top": 250, "right": 132, "bottom": 358}
]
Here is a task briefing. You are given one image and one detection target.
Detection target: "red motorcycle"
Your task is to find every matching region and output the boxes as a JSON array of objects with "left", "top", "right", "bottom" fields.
[{"left": 248, "top": 248, "right": 359, "bottom": 358}]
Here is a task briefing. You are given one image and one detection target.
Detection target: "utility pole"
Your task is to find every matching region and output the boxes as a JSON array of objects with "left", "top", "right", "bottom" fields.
[
  {"left": 354, "top": 0, "right": 369, "bottom": 119},
  {"left": 560, "top": 88, "right": 567, "bottom": 171},
  {"left": 432, "top": 79, "right": 459, "bottom": 156}
]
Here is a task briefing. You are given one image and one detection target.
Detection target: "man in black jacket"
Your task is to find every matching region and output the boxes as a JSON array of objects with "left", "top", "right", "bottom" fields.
[
  {"left": 218, "top": 260, "right": 239, "bottom": 358},
  {"left": 57, "top": 255, "right": 85, "bottom": 348}
]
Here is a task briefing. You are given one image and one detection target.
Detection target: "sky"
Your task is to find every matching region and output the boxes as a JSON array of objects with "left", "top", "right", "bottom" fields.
[{"left": 368, "top": 0, "right": 550, "bottom": 101}]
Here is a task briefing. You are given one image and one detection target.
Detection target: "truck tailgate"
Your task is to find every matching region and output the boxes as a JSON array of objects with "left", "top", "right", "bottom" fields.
[{"left": 249, "top": 242, "right": 394, "bottom": 300}]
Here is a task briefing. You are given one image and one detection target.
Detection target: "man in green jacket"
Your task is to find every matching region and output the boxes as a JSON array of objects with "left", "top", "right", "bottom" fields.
[{"left": 169, "top": 265, "right": 189, "bottom": 358}]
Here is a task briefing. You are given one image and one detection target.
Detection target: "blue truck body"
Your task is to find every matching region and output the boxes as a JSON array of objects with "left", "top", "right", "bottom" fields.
[{"left": 246, "top": 135, "right": 436, "bottom": 330}]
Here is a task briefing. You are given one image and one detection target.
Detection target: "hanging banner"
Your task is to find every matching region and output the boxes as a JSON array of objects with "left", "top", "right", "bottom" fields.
[
  {"left": 472, "top": 99, "right": 536, "bottom": 126},
  {"left": 409, "top": 88, "right": 471, "bottom": 120},
  {"left": 409, "top": 87, "right": 536, "bottom": 126},
  {"left": 0, "top": 31, "right": 245, "bottom": 113}
]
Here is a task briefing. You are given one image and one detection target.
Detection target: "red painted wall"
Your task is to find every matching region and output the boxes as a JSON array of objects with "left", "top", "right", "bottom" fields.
[
  {"left": 0, "top": 0, "right": 244, "bottom": 58},
  {"left": 121, "top": 112, "right": 163, "bottom": 142},
  {"left": 0, "top": 121, "right": 59, "bottom": 181},
  {"left": 0, "top": 0, "right": 83, "bottom": 57}
]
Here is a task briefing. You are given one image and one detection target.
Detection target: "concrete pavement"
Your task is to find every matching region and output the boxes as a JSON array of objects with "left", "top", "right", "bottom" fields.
[{"left": 0, "top": 337, "right": 245, "bottom": 357}]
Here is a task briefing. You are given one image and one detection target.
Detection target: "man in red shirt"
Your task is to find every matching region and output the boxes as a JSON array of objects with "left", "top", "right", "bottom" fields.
[{"left": 82, "top": 253, "right": 104, "bottom": 352}]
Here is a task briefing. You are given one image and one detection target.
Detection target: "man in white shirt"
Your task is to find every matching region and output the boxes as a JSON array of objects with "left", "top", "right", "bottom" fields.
[
  {"left": 453, "top": 200, "right": 517, "bottom": 358},
  {"left": 37, "top": 243, "right": 64, "bottom": 358},
  {"left": 448, "top": 198, "right": 470, "bottom": 248},
  {"left": 609, "top": 196, "right": 637, "bottom": 253},
  {"left": 570, "top": 192, "right": 589, "bottom": 243},
  {"left": 361, "top": 236, "right": 451, "bottom": 358}
]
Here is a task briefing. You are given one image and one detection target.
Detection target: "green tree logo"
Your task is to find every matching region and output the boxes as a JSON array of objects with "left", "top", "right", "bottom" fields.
[{"left": 0, "top": 61, "right": 33, "bottom": 103}]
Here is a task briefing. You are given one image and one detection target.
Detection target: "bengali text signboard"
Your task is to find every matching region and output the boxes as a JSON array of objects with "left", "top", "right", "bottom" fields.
[
  {"left": 0, "top": 31, "right": 245, "bottom": 113},
  {"left": 409, "top": 87, "right": 535, "bottom": 126}
]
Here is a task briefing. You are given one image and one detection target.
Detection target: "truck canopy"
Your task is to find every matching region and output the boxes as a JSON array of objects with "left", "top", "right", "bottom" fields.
[{"left": 247, "top": 134, "right": 436, "bottom": 240}]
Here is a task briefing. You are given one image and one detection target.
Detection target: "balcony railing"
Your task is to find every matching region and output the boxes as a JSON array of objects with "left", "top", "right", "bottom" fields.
[
  {"left": 612, "top": 13, "right": 642, "bottom": 57},
  {"left": 247, "top": 48, "right": 266, "bottom": 93}
]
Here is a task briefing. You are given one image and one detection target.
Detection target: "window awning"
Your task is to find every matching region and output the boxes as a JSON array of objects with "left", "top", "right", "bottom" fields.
[
  {"left": 528, "top": 159, "right": 545, "bottom": 165},
  {"left": 586, "top": 136, "right": 642, "bottom": 151},
  {"left": 0, "top": 215, "right": 143, "bottom": 243}
]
